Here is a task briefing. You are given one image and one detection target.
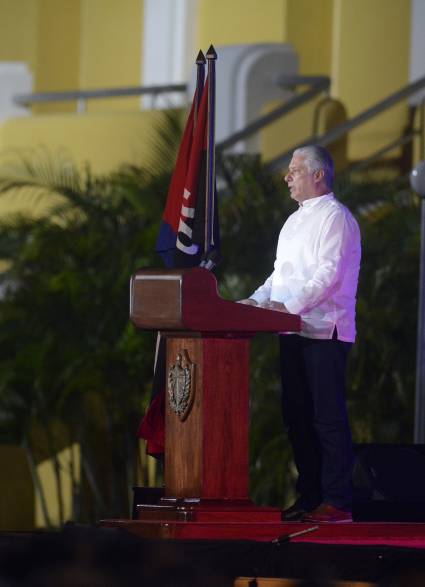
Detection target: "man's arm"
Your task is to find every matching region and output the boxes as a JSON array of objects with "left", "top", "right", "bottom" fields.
[
  {"left": 261, "top": 300, "right": 289, "bottom": 312},
  {"left": 237, "top": 268, "right": 290, "bottom": 312},
  {"left": 238, "top": 298, "right": 289, "bottom": 313},
  {"left": 238, "top": 298, "right": 258, "bottom": 306},
  {"left": 246, "top": 271, "right": 275, "bottom": 305}
]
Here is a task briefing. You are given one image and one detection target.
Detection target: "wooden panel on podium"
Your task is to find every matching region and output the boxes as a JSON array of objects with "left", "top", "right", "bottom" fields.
[
  {"left": 165, "top": 337, "right": 203, "bottom": 497},
  {"left": 165, "top": 336, "right": 250, "bottom": 500}
]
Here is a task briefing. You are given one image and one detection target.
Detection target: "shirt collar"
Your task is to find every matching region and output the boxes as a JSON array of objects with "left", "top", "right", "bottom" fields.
[{"left": 298, "top": 192, "right": 334, "bottom": 209}]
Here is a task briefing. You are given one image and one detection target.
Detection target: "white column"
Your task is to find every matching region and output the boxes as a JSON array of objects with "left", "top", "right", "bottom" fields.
[
  {"left": 141, "top": 0, "right": 197, "bottom": 109},
  {"left": 0, "top": 63, "right": 32, "bottom": 123}
]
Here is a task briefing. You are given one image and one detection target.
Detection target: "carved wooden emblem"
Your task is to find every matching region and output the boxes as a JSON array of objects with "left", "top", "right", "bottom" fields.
[{"left": 167, "top": 349, "right": 196, "bottom": 421}]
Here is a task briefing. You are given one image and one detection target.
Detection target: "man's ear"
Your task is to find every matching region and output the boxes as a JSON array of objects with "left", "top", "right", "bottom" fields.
[{"left": 314, "top": 168, "right": 325, "bottom": 183}]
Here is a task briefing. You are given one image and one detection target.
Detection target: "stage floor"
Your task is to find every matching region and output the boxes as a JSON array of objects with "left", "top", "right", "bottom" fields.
[{"left": 100, "top": 519, "right": 425, "bottom": 549}]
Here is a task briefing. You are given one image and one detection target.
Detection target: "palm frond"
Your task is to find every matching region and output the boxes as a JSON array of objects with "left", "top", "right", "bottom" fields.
[
  {"left": 0, "top": 148, "right": 84, "bottom": 208},
  {"left": 144, "top": 108, "right": 185, "bottom": 174}
]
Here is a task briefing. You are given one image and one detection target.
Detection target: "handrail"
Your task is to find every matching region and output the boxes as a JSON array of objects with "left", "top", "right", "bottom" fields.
[
  {"left": 274, "top": 74, "right": 332, "bottom": 88},
  {"left": 345, "top": 131, "right": 419, "bottom": 174},
  {"left": 14, "top": 83, "right": 188, "bottom": 113},
  {"left": 266, "top": 75, "right": 425, "bottom": 172},
  {"left": 216, "top": 75, "right": 330, "bottom": 152}
]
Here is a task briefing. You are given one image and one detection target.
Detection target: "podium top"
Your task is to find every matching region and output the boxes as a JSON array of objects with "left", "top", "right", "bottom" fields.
[{"left": 130, "top": 267, "right": 301, "bottom": 334}]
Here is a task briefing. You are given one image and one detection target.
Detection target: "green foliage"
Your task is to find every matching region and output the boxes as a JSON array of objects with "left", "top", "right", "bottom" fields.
[
  {"left": 339, "top": 181, "right": 419, "bottom": 443},
  {"left": 0, "top": 158, "right": 168, "bottom": 523}
]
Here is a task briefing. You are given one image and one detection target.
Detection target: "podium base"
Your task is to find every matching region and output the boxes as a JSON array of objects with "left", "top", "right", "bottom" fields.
[
  {"left": 136, "top": 498, "right": 282, "bottom": 523},
  {"left": 99, "top": 518, "right": 290, "bottom": 540}
]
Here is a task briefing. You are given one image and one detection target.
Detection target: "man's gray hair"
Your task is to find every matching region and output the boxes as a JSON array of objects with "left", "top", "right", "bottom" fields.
[{"left": 294, "top": 145, "right": 334, "bottom": 188}]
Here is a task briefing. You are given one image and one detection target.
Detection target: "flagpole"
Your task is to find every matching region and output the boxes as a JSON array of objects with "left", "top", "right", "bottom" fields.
[
  {"left": 205, "top": 44, "right": 217, "bottom": 256},
  {"left": 195, "top": 50, "right": 206, "bottom": 130}
]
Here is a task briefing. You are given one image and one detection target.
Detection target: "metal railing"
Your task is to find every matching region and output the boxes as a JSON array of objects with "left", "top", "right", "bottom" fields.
[
  {"left": 216, "top": 75, "right": 330, "bottom": 153},
  {"left": 13, "top": 83, "right": 188, "bottom": 113},
  {"left": 265, "top": 75, "right": 425, "bottom": 173}
]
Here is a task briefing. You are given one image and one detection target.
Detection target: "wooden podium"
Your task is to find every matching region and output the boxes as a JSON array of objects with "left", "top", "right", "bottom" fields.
[{"left": 127, "top": 267, "right": 301, "bottom": 532}]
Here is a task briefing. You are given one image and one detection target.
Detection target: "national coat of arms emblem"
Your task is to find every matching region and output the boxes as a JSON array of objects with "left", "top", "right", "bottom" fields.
[{"left": 167, "top": 349, "right": 196, "bottom": 421}]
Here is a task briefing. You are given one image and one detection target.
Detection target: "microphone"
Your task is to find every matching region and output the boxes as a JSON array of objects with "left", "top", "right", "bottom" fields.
[{"left": 271, "top": 525, "right": 319, "bottom": 545}]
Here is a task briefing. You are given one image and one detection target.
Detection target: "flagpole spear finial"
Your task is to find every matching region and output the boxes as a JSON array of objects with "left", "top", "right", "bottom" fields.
[
  {"left": 194, "top": 50, "right": 206, "bottom": 128},
  {"left": 196, "top": 50, "right": 206, "bottom": 64},
  {"left": 206, "top": 45, "right": 217, "bottom": 60}
]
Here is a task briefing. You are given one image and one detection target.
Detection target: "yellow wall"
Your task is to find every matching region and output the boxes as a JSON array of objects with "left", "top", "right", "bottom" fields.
[
  {"left": 0, "top": 0, "right": 38, "bottom": 72},
  {"left": 0, "top": 108, "right": 175, "bottom": 217},
  {"left": 35, "top": 0, "right": 81, "bottom": 113},
  {"left": 261, "top": 0, "right": 335, "bottom": 163},
  {"left": 0, "top": 446, "right": 34, "bottom": 530},
  {"left": 332, "top": 0, "right": 411, "bottom": 160},
  {"left": 1, "top": 110, "right": 169, "bottom": 172},
  {"left": 0, "top": 0, "right": 80, "bottom": 114},
  {"left": 261, "top": 97, "right": 321, "bottom": 163},
  {"left": 80, "top": 0, "right": 143, "bottom": 112},
  {"left": 287, "top": 0, "right": 333, "bottom": 76},
  {"left": 0, "top": 0, "right": 143, "bottom": 114},
  {"left": 198, "top": 0, "right": 333, "bottom": 76},
  {"left": 0, "top": 441, "right": 80, "bottom": 529},
  {"left": 35, "top": 443, "right": 80, "bottom": 527},
  {"left": 197, "top": 0, "right": 288, "bottom": 47}
]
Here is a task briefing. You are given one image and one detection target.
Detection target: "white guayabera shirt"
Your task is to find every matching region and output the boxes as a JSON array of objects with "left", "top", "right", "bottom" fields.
[{"left": 250, "top": 193, "right": 361, "bottom": 342}]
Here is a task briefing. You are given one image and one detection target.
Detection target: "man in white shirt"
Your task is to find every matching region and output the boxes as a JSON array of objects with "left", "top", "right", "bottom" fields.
[{"left": 240, "top": 145, "right": 361, "bottom": 523}]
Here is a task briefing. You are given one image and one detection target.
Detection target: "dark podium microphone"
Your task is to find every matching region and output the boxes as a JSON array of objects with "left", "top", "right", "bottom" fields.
[
  {"left": 272, "top": 525, "right": 319, "bottom": 545},
  {"left": 199, "top": 250, "right": 222, "bottom": 271}
]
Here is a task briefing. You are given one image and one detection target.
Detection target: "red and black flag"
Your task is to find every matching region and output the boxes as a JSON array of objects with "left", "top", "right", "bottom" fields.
[{"left": 155, "top": 77, "right": 220, "bottom": 267}]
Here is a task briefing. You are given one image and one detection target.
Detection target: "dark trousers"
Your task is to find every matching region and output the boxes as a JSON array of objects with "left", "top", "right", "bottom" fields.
[{"left": 279, "top": 333, "right": 353, "bottom": 511}]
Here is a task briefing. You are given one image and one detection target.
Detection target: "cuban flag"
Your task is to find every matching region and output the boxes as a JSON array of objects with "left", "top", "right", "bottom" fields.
[{"left": 138, "top": 78, "right": 220, "bottom": 455}]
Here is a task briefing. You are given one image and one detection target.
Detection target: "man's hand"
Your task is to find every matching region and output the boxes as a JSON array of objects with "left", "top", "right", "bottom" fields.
[
  {"left": 237, "top": 298, "right": 258, "bottom": 306},
  {"left": 260, "top": 300, "right": 289, "bottom": 313}
]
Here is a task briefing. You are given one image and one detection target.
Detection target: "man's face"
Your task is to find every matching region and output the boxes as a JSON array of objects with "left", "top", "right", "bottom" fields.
[{"left": 284, "top": 154, "right": 318, "bottom": 203}]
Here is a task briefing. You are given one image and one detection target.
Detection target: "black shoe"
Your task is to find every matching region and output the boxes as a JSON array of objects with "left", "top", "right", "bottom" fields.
[{"left": 281, "top": 502, "right": 308, "bottom": 521}]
